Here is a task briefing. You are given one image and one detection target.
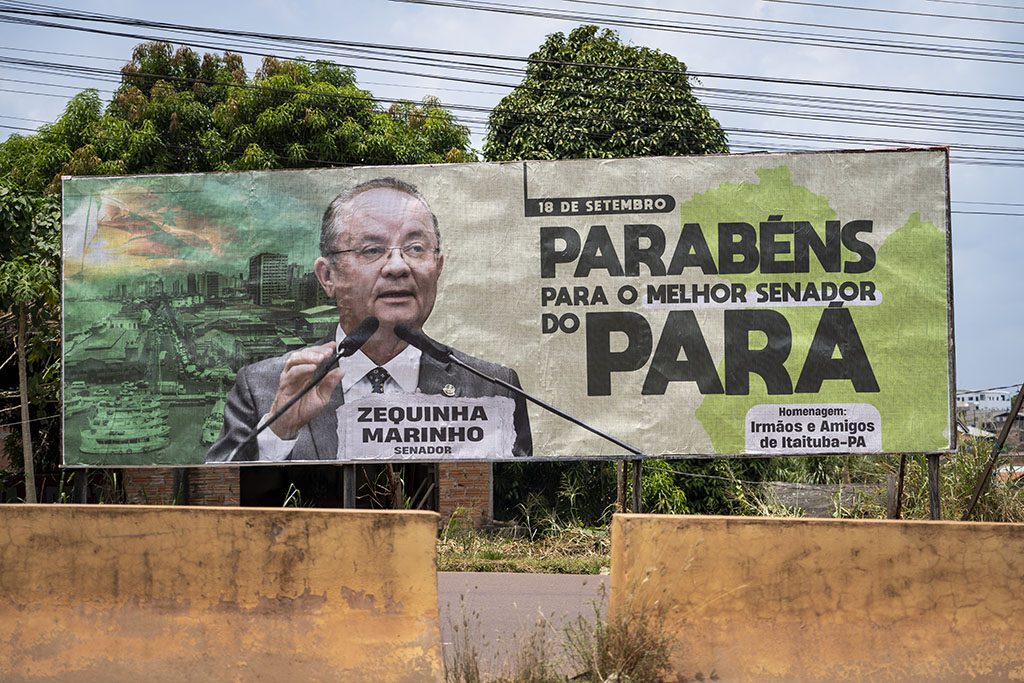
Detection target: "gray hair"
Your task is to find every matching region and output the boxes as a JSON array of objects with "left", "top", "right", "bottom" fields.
[{"left": 320, "top": 177, "right": 440, "bottom": 257}]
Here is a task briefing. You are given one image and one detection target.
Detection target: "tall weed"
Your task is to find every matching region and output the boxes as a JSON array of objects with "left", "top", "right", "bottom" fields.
[{"left": 898, "top": 436, "right": 1024, "bottom": 522}]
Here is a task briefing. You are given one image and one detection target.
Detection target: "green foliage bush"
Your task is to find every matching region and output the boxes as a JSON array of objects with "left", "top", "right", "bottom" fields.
[
  {"left": 0, "top": 41, "right": 477, "bottom": 480},
  {"left": 484, "top": 25, "right": 728, "bottom": 161},
  {"left": 0, "top": 42, "right": 477, "bottom": 195}
]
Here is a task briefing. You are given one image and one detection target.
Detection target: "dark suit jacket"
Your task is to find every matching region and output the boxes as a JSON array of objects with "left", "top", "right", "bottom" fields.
[{"left": 205, "top": 346, "right": 533, "bottom": 462}]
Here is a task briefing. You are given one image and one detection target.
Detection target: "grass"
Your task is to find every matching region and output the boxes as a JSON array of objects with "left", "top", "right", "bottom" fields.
[
  {"left": 439, "top": 437, "right": 1024, "bottom": 575},
  {"left": 561, "top": 586, "right": 674, "bottom": 683},
  {"left": 725, "top": 435, "right": 1024, "bottom": 522},
  {"left": 897, "top": 435, "right": 1024, "bottom": 522},
  {"left": 443, "top": 584, "right": 675, "bottom": 683},
  {"left": 437, "top": 517, "right": 610, "bottom": 575}
]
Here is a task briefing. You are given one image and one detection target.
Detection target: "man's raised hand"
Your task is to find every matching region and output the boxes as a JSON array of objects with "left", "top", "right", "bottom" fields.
[{"left": 267, "top": 342, "right": 345, "bottom": 440}]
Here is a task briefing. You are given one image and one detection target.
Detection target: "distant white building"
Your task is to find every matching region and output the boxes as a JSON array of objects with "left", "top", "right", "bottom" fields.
[{"left": 957, "top": 389, "right": 1015, "bottom": 412}]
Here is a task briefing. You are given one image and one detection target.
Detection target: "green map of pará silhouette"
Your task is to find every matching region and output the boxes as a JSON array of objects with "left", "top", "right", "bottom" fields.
[{"left": 690, "top": 166, "right": 950, "bottom": 454}]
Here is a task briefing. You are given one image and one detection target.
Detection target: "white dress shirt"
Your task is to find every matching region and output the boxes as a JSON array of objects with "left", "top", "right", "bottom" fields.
[{"left": 256, "top": 325, "right": 422, "bottom": 461}]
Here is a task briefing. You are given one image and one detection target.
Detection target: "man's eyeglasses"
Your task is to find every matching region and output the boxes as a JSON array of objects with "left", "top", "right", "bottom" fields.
[{"left": 328, "top": 242, "right": 439, "bottom": 264}]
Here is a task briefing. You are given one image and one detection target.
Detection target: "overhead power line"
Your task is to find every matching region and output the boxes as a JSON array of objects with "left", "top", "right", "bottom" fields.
[
  {"left": 925, "top": 0, "right": 1024, "bottom": 10},
  {"left": 0, "top": 44, "right": 126, "bottom": 62},
  {"left": 3, "top": 53, "right": 1022, "bottom": 163},
  {"left": 392, "top": 0, "right": 1024, "bottom": 64},
  {"left": 1, "top": 4, "right": 1022, "bottom": 102},
  {"left": 1, "top": 8, "right": 1021, "bottom": 145},
  {"left": 562, "top": 0, "right": 1024, "bottom": 44},
  {"left": 687, "top": 71, "right": 1024, "bottom": 104},
  {"left": 957, "top": 200, "right": 1024, "bottom": 206},
  {"left": 954, "top": 210, "right": 1024, "bottom": 215},
  {"left": 0, "top": 86, "right": 85, "bottom": 99},
  {"left": 0, "top": 2, "right": 1022, "bottom": 173},
  {"left": 764, "top": 0, "right": 1024, "bottom": 24},
  {"left": 957, "top": 383, "right": 1023, "bottom": 395},
  {"left": 4, "top": 47, "right": 1021, "bottom": 146}
]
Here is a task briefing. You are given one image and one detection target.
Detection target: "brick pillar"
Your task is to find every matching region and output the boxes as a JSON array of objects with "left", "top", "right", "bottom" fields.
[
  {"left": 122, "top": 467, "right": 239, "bottom": 506},
  {"left": 122, "top": 468, "right": 177, "bottom": 504},
  {"left": 188, "top": 467, "right": 240, "bottom": 506},
  {"left": 437, "top": 462, "right": 491, "bottom": 529}
]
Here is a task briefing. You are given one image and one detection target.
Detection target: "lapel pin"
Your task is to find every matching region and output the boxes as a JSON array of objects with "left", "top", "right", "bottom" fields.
[{"left": 442, "top": 383, "right": 456, "bottom": 397}]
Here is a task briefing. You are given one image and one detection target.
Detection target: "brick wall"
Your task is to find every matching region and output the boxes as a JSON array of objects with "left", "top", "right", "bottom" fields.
[
  {"left": 122, "top": 469, "right": 178, "bottom": 504},
  {"left": 122, "top": 464, "right": 483, "bottom": 521},
  {"left": 123, "top": 467, "right": 239, "bottom": 506},
  {"left": 188, "top": 467, "right": 240, "bottom": 506},
  {"left": 437, "top": 462, "right": 491, "bottom": 528}
]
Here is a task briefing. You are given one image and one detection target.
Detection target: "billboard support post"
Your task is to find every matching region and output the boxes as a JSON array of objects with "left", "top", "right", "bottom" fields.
[
  {"left": 896, "top": 455, "right": 907, "bottom": 519},
  {"left": 73, "top": 470, "right": 87, "bottom": 504},
  {"left": 631, "top": 460, "right": 642, "bottom": 513},
  {"left": 927, "top": 455, "right": 942, "bottom": 520},
  {"left": 617, "top": 462, "right": 626, "bottom": 512},
  {"left": 342, "top": 465, "right": 356, "bottom": 508}
]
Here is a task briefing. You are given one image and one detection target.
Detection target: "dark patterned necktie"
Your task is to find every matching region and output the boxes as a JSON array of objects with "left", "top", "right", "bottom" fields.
[{"left": 367, "top": 366, "right": 390, "bottom": 394}]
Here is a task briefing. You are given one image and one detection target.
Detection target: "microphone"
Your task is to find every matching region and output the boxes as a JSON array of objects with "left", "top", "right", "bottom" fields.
[
  {"left": 341, "top": 315, "right": 381, "bottom": 354},
  {"left": 230, "top": 316, "right": 379, "bottom": 457},
  {"left": 310, "top": 315, "right": 380, "bottom": 384},
  {"left": 394, "top": 324, "right": 645, "bottom": 457},
  {"left": 394, "top": 323, "right": 451, "bottom": 363}
]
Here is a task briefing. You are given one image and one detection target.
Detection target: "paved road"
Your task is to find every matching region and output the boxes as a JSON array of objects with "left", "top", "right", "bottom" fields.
[{"left": 437, "top": 572, "right": 609, "bottom": 676}]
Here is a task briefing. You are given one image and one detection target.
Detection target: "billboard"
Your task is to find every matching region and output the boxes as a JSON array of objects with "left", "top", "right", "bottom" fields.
[{"left": 61, "top": 148, "right": 954, "bottom": 466}]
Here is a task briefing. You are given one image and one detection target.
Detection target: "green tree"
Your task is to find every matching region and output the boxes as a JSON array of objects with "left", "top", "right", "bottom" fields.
[
  {"left": 484, "top": 25, "right": 728, "bottom": 161},
  {"left": 0, "top": 42, "right": 477, "bottom": 484},
  {"left": 0, "top": 42, "right": 477, "bottom": 193},
  {"left": 0, "top": 186, "right": 61, "bottom": 501},
  {"left": 485, "top": 28, "right": 800, "bottom": 522}
]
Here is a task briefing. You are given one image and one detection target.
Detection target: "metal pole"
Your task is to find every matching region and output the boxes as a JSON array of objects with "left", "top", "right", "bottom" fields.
[
  {"left": 617, "top": 462, "right": 626, "bottom": 512},
  {"left": 631, "top": 460, "right": 642, "bottom": 513},
  {"left": 963, "top": 383, "right": 1024, "bottom": 520},
  {"left": 342, "top": 464, "right": 356, "bottom": 508},
  {"left": 445, "top": 353, "right": 645, "bottom": 457},
  {"left": 74, "top": 468, "right": 88, "bottom": 504},
  {"left": 927, "top": 454, "right": 942, "bottom": 520},
  {"left": 895, "top": 454, "right": 906, "bottom": 520}
]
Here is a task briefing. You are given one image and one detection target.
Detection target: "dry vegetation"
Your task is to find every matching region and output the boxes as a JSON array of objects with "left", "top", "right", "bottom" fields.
[
  {"left": 439, "top": 437, "right": 1024, "bottom": 576},
  {"left": 438, "top": 436, "right": 1023, "bottom": 681},
  {"left": 437, "top": 514, "right": 610, "bottom": 575},
  {"left": 444, "top": 584, "right": 675, "bottom": 683},
  {"left": 735, "top": 436, "right": 1024, "bottom": 522}
]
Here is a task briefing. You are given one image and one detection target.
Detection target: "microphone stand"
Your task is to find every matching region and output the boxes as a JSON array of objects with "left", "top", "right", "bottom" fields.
[
  {"left": 443, "top": 352, "right": 646, "bottom": 458},
  {"left": 240, "top": 349, "right": 342, "bottom": 445},
  {"left": 393, "top": 324, "right": 647, "bottom": 510},
  {"left": 441, "top": 350, "right": 647, "bottom": 513},
  {"left": 225, "top": 317, "right": 379, "bottom": 461}
]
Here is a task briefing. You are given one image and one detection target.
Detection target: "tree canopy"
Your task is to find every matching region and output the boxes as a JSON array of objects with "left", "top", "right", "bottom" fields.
[
  {"left": 0, "top": 185, "right": 60, "bottom": 484},
  {"left": 0, "top": 42, "right": 477, "bottom": 195},
  {"left": 484, "top": 27, "right": 790, "bottom": 521},
  {"left": 484, "top": 25, "right": 728, "bottom": 162},
  {"left": 0, "top": 42, "right": 477, "bottom": 484}
]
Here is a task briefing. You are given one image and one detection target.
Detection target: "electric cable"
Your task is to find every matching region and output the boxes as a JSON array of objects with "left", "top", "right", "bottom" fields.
[{"left": 392, "top": 0, "right": 1024, "bottom": 63}]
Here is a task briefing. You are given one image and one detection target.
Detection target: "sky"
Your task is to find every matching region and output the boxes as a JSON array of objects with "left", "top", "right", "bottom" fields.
[{"left": 1, "top": 0, "right": 1022, "bottom": 395}]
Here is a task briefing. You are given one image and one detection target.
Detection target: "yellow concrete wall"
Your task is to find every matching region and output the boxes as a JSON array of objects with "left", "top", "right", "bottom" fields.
[
  {"left": 0, "top": 505, "right": 443, "bottom": 683},
  {"left": 611, "top": 514, "right": 1024, "bottom": 682}
]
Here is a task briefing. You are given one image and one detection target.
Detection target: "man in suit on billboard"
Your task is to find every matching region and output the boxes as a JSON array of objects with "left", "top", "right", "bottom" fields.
[{"left": 206, "top": 177, "right": 532, "bottom": 462}]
